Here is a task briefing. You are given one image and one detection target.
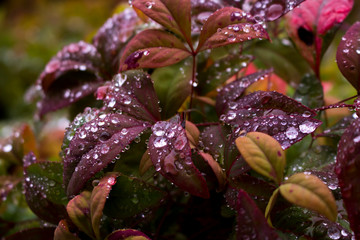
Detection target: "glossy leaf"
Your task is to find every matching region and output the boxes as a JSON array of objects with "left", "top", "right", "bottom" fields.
[
  {"left": 152, "top": 59, "right": 192, "bottom": 119},
  {"left": 105, "top": 229, "right": 151, "bottom": 240},
  {"left": 36, "top": 41, "right": 104, "bottom": 117},
  {"left": 286, "top": 0, "right": 354, "bottom": 73},
  {"left": 236, "top": 132, "right": 286, "bottom": 184},
  {"left": 64, "top": 112, "right": 151, "bottom": 197},
  {"left": 336, "top": 21, "right": 360, "bottom": 91},
  {"left": 90, "top": 173, "right": 119, "bottom": 240},
  {"left": 148, "top": 117, "right": 209, "bottom": 198},
  {"left": 93, "top": 9, "right": 139, "bottom": 74},
  {"left": 335, "top": 118, "right": 360, "bottom": 238},
  {"left": 132, "top": 0, "right": 192, "bottom": 45},
  {"left": 235, "top": 189, "right": 281, "bottom": 240},
  {"left": 279, "top": 173, "right": 337, "bottom": 222},
  {"left": 23, "top": 153, "right": 68, "bottom": 224},
  {"left": 293, "top": 74, "right": 324, "bottom": 109},
  {"left": 4, "top": 227, "right": 56, "bottom": 240},
  {"left": 102, "top": 71, "right": 161, "bottom": 123},
  {"left": 66, "top": 191, "right": 93, "bottom": 238},
  {"left": 54, "top": 220, "right": 80, "bottom": 240},
  {"left": 197, "top": 7, "right": 269, "bottom": 52},
  {"left": 265, "top": 188, "right": 280, "bottom": 220},
  {"left": 104, "top": 174, "right": 166, "bottom": 219},
  {"left": 216, "top": 69, "right": 273, "bottom": 115},
  {"left": 191, "top": 0, "right": 223, "bottom": 33},
  {"left": 119, "top": 29, "right": 191, "bottom": 71}
]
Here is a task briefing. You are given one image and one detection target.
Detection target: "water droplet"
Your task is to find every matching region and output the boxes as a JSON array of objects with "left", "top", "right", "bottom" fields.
[
  {"left": 145, "top": 1, "right": 154, "bottom": 9},
  {"left": 328, "top": 227, "right": 340, "bottom": 240},
  {"left": 3, "top": 144, "right": 12, "bottom": 152},
  {"left": 121, "top": 128, "right": 128, "bottom": 135},
  {"left": 101, "top": 144, "right": 110, "bottom": 154},
  {"left": 108, "top": 99, "right": 116, "bottom": 108},
  {"left": 266, "top": 3, "right": 284, "bottom": 21},
  {"left": 299, "top": 121, "right": 316, "bottom": 134},
  {"left": 79, "top": 131, "right": 87, "bottom": 139},
  {"left": 285, "top": 127, "right": 298, "bottom": 140},
  {"left": 154, "top": 138, "right": 167, "bottom": 148},
  {"left": 154, "top": 129, "right": 165, "bottom": 137}
]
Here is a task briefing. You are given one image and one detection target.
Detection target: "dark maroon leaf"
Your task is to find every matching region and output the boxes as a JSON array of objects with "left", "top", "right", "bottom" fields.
[
  {"left": 4, "top": 227, "right": 56, "bottom": 240},
  {"left": 235, "top": 189, "right": 280, "bottom": 240},
  {"left": 336, "top": 21, "right": 360, "bottom": 92},
  {"left": 64, "top": 113, "right": 151, "bottom": 197},
  {"left": 132, "top": 0, "right": 192, "bottom": 45},
  {"left": 36, "top": 41, "right": 104, "bottom": 117},
  {"left": 54, "top": 220, "right": 80, "bottom": 240},
  {"left": 119, "top": 29, "right": 191, "bottom": 71},
  {"left": 335, "top": 118, "right": 360, "bottom": 238},
  {"left": 216, "top": 69, "right": 273, "bottom": 115},
  {"left": 191, "top": 0, "right": 223, "bottom": 33},
  {"left": 148, "top": 116, "right": 209, "bottom": 198},
  {"left": 106, "top": 229, "right": 151, "bottom": 240},
  {"left": 23, "top": 153, "right": 68, "bottom": 224},
  {"left": 102, "top": 70, "right": 161, "bottom": 123},
  {"left": 196, "top": 7, "right": 269, "bottom": 52},
  {"left": 92, "top": 9, "right": 139, "bottom": 75},
  {"left": 286, "top": 0, "right": 354, "bottom": 74}
]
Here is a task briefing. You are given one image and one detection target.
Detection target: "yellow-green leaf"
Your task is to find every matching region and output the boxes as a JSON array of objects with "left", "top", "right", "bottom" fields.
[
  {"left": 235, "top": 132, "right": 286, "bottom": 184},
  {"left": 139, "top": 149, "right": 153, "bottom": 176},
  {"left": 279, "top": 173, "right": 337, "bottom": 222}
]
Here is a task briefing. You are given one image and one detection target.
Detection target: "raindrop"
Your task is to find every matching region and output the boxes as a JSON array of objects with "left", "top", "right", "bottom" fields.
[
  {"left": 145, "top": 1, "right": 154, "bottom": 9},
  {"left": 328, "top": 227, "right": 340, "bottom": 240},
  {"left": 154, "top": 129, "right": 165, "bottom": 137},
  {"left": 266, "top": 3, "right": 284, "bottom": 21},
  {"left": 101, "top": 145, "right": 110, "bottom": 154},
  {"left": 299, "top": 121, "right": 316, "bottom": 134},
  {"left": 3, "top": 144, "right": 12, "bottom": 152},
  {"left": 79, "top": 131, "right": 87, "bottom": 139},
  {"left": 285, "top": 127, "right": 298, "bottom": 140},
  {"left": 154, "top": 138, "right": 167, "bottom": 148},
  {"left": 121, "top": 128, "right": 128, "bottom": 135},
  {"left": 108, "top": 99, "right": 116, "bottom": 108}
]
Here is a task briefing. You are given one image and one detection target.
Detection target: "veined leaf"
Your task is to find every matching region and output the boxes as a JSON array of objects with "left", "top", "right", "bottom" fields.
[
  {"left": 105, "top": 229, "right": 151, "bottom": 240},
  {"left": 54, "top": 220, "right": 80, "bottom": 240},
  {"left": 235, "top": 132, "right": 286, "bottom": 184},
  {"left": 279, "top": 173, "right": 337, "bottom": 222}
]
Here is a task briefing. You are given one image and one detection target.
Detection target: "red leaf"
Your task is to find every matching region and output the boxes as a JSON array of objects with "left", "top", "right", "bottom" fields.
[
  {"left": 132, "top": 0, "right": 192, "bottom": 45},
  {"left": 119, "top": 29, "right": 191, "bottom": 71},
  {"left": 106, "top": 229, "right": 151, "bottom": 240},
  {"left": 286, "top": 0, "right": 353, "bottom": 73},
  {"left": 335, "top": 118, "right": 360, "bottom": 238},
  {"left": 148, "top": 116, "right": 209, "bottom": 198},
  {"left": 336, "top": 21, "right": 360, "bottom": 92}
]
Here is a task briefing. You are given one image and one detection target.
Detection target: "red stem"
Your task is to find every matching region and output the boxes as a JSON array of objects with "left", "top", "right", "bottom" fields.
[{"left": 188, "top": 54, "right": 197, "bottom": 121}]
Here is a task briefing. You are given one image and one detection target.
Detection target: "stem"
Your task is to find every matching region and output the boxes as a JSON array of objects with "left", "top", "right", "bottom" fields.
[
  {"left": 336, "top": 94, "right": 358, "bottom": 104},
  {"left": 195, "top": 122, "right": 221, "bottom": 127},
  {"left": 188, "top": 54, "right": 197, "bottom": 121},
  {"left": 314, "top": 103, "right": 355, "bottom": 112}
]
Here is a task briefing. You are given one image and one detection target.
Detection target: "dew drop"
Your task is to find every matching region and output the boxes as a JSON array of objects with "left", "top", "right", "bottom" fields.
[
  {"left": 154, "top": 138, "right": 167, "bottom": 148},
  {"left": 266, "top": 3, "right": 284, "bottom": 21},
  {"left": 285, "top": 127, "right": 298, "bottom": 140},
  {"left": 3, "top": 144, "right": 12, "bottom": 152},
  {"left": 299, "top": 121, "right": 316, "bottom": 134}
]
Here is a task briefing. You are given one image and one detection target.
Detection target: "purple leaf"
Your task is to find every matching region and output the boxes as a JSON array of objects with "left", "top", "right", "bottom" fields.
[
  {"left": 23, "top": 153, "right": 68, "bottom": 224},
  {"left": 92, "top": 9, "right": 139, "bottom": 75},
  {"left": 106, "top": 229, "right": 151, "bottom": 240},
  {"left": 216, "top": 69, "right": 273, "bottom": 115},
  {"left": 335, "top": 118, "right": 360, "bottom": 238},
  {"left": 36, "top": 41, "right": 104, "bottom": 117},
  {"left": 336, "top": 21, "right": 360, "bottom": 92},
  {"left": 132, "top": 0, "right": 192, "bottom": 45},
  {"left": 196, "top": 7, "right": 269, "bottom": 52},
  {"left": 148, "top": 116, "right": 209, "bottom": 198},
  {"left": 119, "top": 29, "right": 191, "bottom": 71},
  {"left": 102, "top": 70, "right": 161, "bottom": 123},
  {"left": 235, "top": 189, "right": 280, "bottom": 240},
  {"left": 63, "top": 113, "right": 151, "bottom": 197}
]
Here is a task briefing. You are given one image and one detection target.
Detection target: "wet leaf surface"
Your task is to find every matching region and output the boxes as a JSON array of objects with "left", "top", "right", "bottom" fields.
[
  {"left": 104, "top": 174, "right": 166, "bottom": 219},
  {"left": 335, "top": 118, "right": 360, "bottom": 238},
  {"left": 293, "top": 74, "right": 324, "bottom": 109},
  {"left": 119, "top": 29, "right": 191, "bottom": 71},
  {"left": 279, "top": 173, "right": 337, "bottom": 222},
  {"left": 4, "top": 227, "right": 56, "bottom": 240},
  {"left": 336, "top": 21, "right": 360, "bottom": 92},
  {"left": 105, "top": 229, "right": 151, "bottom": 240},
  {"left": 102, "top": 71, "right": 161, "bottom": 123},
  {"left": 236, "top": 132, "right": 286, "bottom": 184},
  {"left": 36, "top": 41, "right": 104, "bottom": 117},
  {"left": 23, "top": 153, "right": 68, "bottom": 224},
  {"left": 54, "top": 220, "right": 80, "bottom": 240},
  {"left": 148, "top": 116, "right": 209, "bottom": 198}
]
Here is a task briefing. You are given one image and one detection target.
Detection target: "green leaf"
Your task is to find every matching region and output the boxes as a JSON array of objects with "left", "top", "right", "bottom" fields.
[
  {"left": 235, "top": 132, "right": 286, "bottom": 184},
  {"left": 54, "top": 220, "right": 80, "bottom": 240},
  {"left": 66, "top": 191, "right": 94, "bottom": 238},
  {"left": 279, "top": 173, "right": 337, "bottom": 222},
  {"left": 132, "top": 0, "right": 192, "bottom": 45},
  {"left": 104, "top": 174, "right": 166, "bottom": 219},
  {"left": 152, "top": 59, "right": 192, "bottom": 119},
  {"left": 90, "top": 173, "right": 119, "bottom": 240},
  {"left": 293, "top": 74, "right": 324, "bottom": 109},
  {"left": 265, "top": 188, "right": 280, "bottom": 221}
]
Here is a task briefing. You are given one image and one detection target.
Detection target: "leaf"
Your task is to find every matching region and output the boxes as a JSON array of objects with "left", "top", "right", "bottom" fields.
[
  {"left": 54, "top": 220, "right": 80, "bottom": 240},
  {"left": 293, "top": 74, "right": 324, "bottom": 109},
  {"left": 104, "top": 174, "right": 166, "bottom": 219},
  {"left": 265, "top": 188, "right": 280, "bottom": 220},
  {"left": 236, "top": 132, "right": 286, "bottom": 184},
  {"left": 23, "top": 153, "right": 68, "bottom": 224},
  {"left": 216, "top": 69, "right": 273, "bottom": 115},
  {"left": 335, "top": 118, "right": 360, "bottom": 238},
  {"left": 105, "top": 229, "right": 151, "bottom": 240},
  {"left": 0, "top": 176, "right": 22, "bottom": 205},
  {"left": 4, "top": 227, "right": 56, "bottom": 240},
  {"left": 336, "top": 21, "right": 360, "bottom": 92},
  {"left": 286, "top": 0, "right": 354, "bottom": 73},
  {"left": 148, "top": 116, "right": 209, "bottom": 198},
  {"left": 66, "top": 191, "right": 93, "bottom": 238},
  {"left": 152, "top": 59, "right": 192, "bottom": 119},
  {"left": 132, "top": 0, "right": 192, "bottom": 45},
  {"left": 235, "top": 189, "right": 281, "bottom": 240},
  {"left": 102, "top": 71, "right": 161, "bottom": 123},
  {"left": 92, "top": 9, "right": 139, "bottom": 74},
  {"left": 279, "top": 173, "right": 337, "bottom": 222},
  {"left": 197, "top": 7, "right": 269, "bottom": 52},
  {"left": 90, "top": 173, "right": 119, "bottom": 240},
  {"left": 36, "top": 41, "right": 104, "bottom": 117},
  {"left": 119, "top": 29, "right": 191, "bottom": 71},
  {"left": 64, "top": 112, "right": 151, "bottom": 197},
  {"left": 190, "top": 0, "right": 223, "bottom": 34},
  {"left": 139, "top": 149, "right": 153, "bottom": 176}
]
